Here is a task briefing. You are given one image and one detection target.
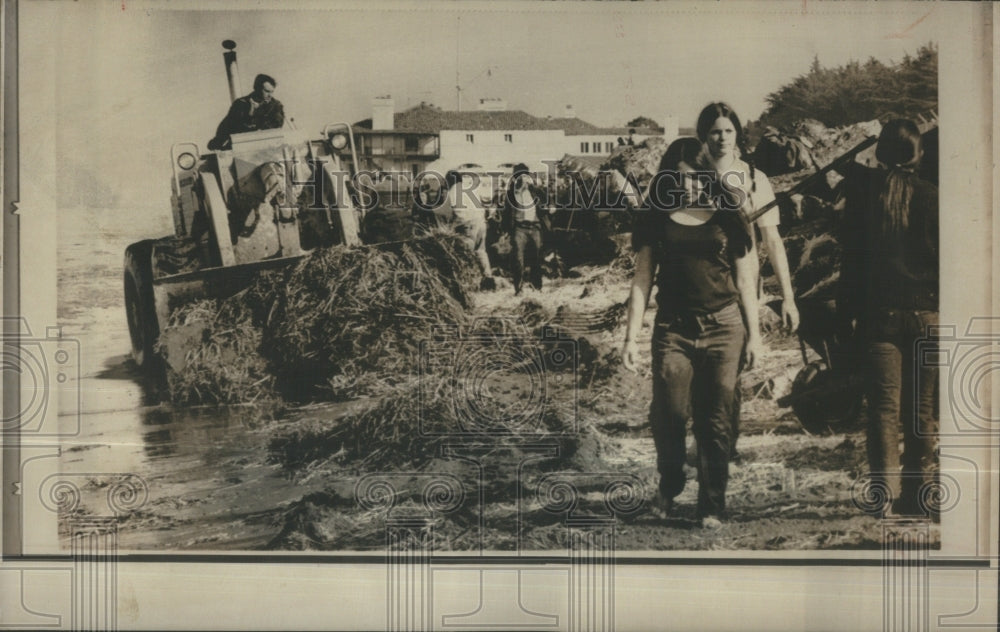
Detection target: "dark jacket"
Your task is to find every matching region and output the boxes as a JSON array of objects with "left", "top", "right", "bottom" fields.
[
  {"left": 836, "top": 162, "right": 939, "bottom": 333},
  {"left": 208, "top": 95, "right": 285, "bottom": 150}
]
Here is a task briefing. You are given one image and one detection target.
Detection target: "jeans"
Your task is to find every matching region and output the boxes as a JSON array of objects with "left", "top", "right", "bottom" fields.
[
  {"left": 730, "top": 354, "right": 747, "bottom": 458},
  {"left": 649, "top": 301, "right": 746, "bottom": 517},
  {"left": 864, "top": 309, "right": 939, "bottom": 511},
  {"left": 511, "top": 224, "right": 543, "bottom": 293}
]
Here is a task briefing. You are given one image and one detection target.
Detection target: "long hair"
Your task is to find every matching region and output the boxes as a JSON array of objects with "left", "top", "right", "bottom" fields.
[
  {"left": 695, "top": 102, "right": 757, "bottom": 194},
  {"left": 874, "top": 119, "right": 923, "bottom": 235},
  {"left": 648, "top": 136, "right": 703, "bottom": 211},
  {"left": 651, "top": 136, "right": 752, "bottom": 253}
]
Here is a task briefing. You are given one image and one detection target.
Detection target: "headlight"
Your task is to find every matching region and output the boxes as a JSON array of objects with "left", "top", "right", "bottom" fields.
[
  {"left": 176, "top": 152, "right": 197, "bottom": 170},
  {"left": 329, "top": 133, "right": 348, "bottom": 150}
]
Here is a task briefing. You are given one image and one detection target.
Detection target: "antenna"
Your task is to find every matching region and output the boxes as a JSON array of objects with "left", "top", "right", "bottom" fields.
[{"left": 454, "top": 17, "right": 498, "bottom": 112}]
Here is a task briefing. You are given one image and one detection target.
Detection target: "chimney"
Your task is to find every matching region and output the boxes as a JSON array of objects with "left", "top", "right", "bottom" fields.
[
  {"left": 478, "top": 98, "right": 506, "bottom": 111},
  {"left": 372, "top": 96, "right": 394, "bottom": 131},
  {"left": 564, "top": 104, "right": 576, "bottom": 119},
  {"left": 662, "top": 114, "right": 679, "bottom": 142}
]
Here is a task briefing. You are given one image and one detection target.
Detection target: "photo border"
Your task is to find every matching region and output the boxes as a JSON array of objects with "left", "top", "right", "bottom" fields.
[{"left": 2, "top": 1, "right": 997, "bottom": 630}]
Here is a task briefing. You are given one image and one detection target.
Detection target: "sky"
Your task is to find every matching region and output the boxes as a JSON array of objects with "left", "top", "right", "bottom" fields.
[{"left": 24, "top": 0, "right": 947, "bottom": 210}]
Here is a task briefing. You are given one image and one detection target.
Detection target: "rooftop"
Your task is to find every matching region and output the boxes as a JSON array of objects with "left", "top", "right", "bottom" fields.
[
  {"left": 356, "top": 105, "right": 554, "bottom": 133},
  {"left": 544, "top": 117, "right": 602, "bottom": 135},
  {"left": 547, "top": 117, "right": 663, "bottom": 137},
  {"left": 355, "top": 104, "right": 669, "bottom": 136}
]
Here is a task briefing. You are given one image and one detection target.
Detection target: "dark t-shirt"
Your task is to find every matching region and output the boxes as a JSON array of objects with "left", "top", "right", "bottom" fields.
[
  {"left": 836, "top": 162, "right": 939, "bottom": 319},
  {"left": 633, "top": 209, "right": 752, "bottom": 318}
]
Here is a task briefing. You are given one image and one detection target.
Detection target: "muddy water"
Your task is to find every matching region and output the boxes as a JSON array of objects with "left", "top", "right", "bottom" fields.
[{"left": 57, "top": 206, "right": 330, "bottom": 550}]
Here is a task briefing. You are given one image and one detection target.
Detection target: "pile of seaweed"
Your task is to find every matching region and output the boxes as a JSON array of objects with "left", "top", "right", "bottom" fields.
[
  {"left": 268, "top": 369, "right": 595, "bottom": 473},
  {"left": 264, "top": 365, "right": 632, "bottom": 551},
  {"left": 156, "top": 230, "right": 482, "bottom": 407}
]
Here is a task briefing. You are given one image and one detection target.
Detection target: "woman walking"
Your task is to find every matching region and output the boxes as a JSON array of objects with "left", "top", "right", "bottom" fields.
[
  {"left": 837, "top": 119, "right": 939, "bottom": 517},
  {"left": 623, "top": 137, "right": 763, "bottom": 528}
]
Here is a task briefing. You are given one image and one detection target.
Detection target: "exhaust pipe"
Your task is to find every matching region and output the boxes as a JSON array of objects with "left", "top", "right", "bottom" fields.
[{"left": 222, "top": 39, "right": 241, "bottom": 103}]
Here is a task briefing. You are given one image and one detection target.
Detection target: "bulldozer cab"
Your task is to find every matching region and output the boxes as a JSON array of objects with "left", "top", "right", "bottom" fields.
[
  {"left": 124, "top": 121, "right": 363, "bottom": 370},
  {"left": 170, "top": 123, "right": 361, "bottom": 271},
  {"left": 126, "top": 40, "right": 368, "bottom": 370}
]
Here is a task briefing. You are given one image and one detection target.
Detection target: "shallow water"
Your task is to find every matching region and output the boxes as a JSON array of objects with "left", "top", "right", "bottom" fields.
[{"left": 56, "top": 206, "right": 333, "bottom": 550}]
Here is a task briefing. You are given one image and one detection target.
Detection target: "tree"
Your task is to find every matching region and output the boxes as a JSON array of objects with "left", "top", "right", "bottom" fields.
[
  {"left": 626, "top": 116, "right": 661, "bottom": 130},
  {"left": 755, "top": 43, "right": 937, "bottom": 131}
]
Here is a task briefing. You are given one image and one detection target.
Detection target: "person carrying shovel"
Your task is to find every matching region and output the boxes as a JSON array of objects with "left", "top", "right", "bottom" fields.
[{"left": 835, "top": 119, "right": 939, "bottom": 518}]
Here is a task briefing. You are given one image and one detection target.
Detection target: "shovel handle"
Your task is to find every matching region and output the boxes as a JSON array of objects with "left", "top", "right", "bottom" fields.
[{"left": 746, "top": 135, "right": 878, "bottom": 224}]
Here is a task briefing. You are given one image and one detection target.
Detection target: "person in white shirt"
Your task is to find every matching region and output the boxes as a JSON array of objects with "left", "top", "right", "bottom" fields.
[
  {"left": 694, "top": 102, "right": 800, "bottom": 460},
  {"left": 502, "top": 163, "right": 550, "bottom": 295},
  {"left": 443, "top": 169, "right": 492, "bottom": 278}
]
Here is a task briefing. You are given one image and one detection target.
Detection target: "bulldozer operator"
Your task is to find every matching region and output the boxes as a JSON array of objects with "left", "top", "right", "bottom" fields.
[{"left": 207, "top": 73, "right": 285, "bottom": 150}]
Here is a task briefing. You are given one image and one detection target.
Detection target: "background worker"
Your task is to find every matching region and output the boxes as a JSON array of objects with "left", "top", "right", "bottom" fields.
[
  {"left": 503, "top": 163, "right": 551, "bottom": 296},
  {"left": 446, "top": 169, "right": 493, "bottom": 282}
]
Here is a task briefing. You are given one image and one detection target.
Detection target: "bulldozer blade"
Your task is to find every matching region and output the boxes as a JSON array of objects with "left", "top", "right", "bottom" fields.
[{"left": 151, "top": 255, "right": 303, "bottom": 329}]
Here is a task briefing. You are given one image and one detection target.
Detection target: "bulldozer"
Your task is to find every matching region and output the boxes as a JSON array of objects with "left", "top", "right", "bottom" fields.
[{"left": 124, "top": 40, "right": 362, "bottom": 369}]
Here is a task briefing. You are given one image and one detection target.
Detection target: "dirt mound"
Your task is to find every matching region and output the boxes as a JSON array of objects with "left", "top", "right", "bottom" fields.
[
  {"left": 157, "top": 231, "right": 481, "bottom": 406},
  {"left": 265, "top": 232, "right": 480, "bottom": 399},
  {"left": 558, "top": 154, "right": 602, "bottom": 181},
  {"left": 603, "top": 136, "right": 669, "bottom": 185},
  {"left": 362, "top": 206, "right": 415, "bottom": 243},
  {"left": 752, "top": 119, "right": 885, "bottom": 304},
  {"left": 792, "top": 119, "right": 882, "bottom": 170},
  {"left": 766, "top": 119, "right": 882, "bottom": 197},
  {"left": 752, "top": 127, "right": 815, "bottom": 176}
]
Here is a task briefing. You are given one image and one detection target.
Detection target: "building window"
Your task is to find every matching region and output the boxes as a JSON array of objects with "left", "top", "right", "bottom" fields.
[
  {"left": 581, "top": 142, "right": 589, "bottom": 153},
  {"left": 605, "top": 142, "right": 614, "bottom": 152},
  {"left": 404, "top": 137, "right": 418, "bottom": 153},
  {"left": 466, "top": 134, "right": 475, "bottom": 143},
  {"left": 504, "top": 134, "right": 513, "bottom": 143},
  {"left": 594, "top": 139, "right": 602, "bottom": 151}
]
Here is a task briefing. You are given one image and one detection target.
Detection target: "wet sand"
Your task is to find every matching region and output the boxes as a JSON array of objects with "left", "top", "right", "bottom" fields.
[{"left": 58, "top": 205, "right": 327, "bottom": 549}]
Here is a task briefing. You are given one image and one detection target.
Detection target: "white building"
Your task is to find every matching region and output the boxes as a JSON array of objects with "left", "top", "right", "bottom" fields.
[
  {"left": 549, "top": 106, "right": 679, "bottom": 157},
  {"left": 353, "top": 98, "right": 679, "bottom": 179}
]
